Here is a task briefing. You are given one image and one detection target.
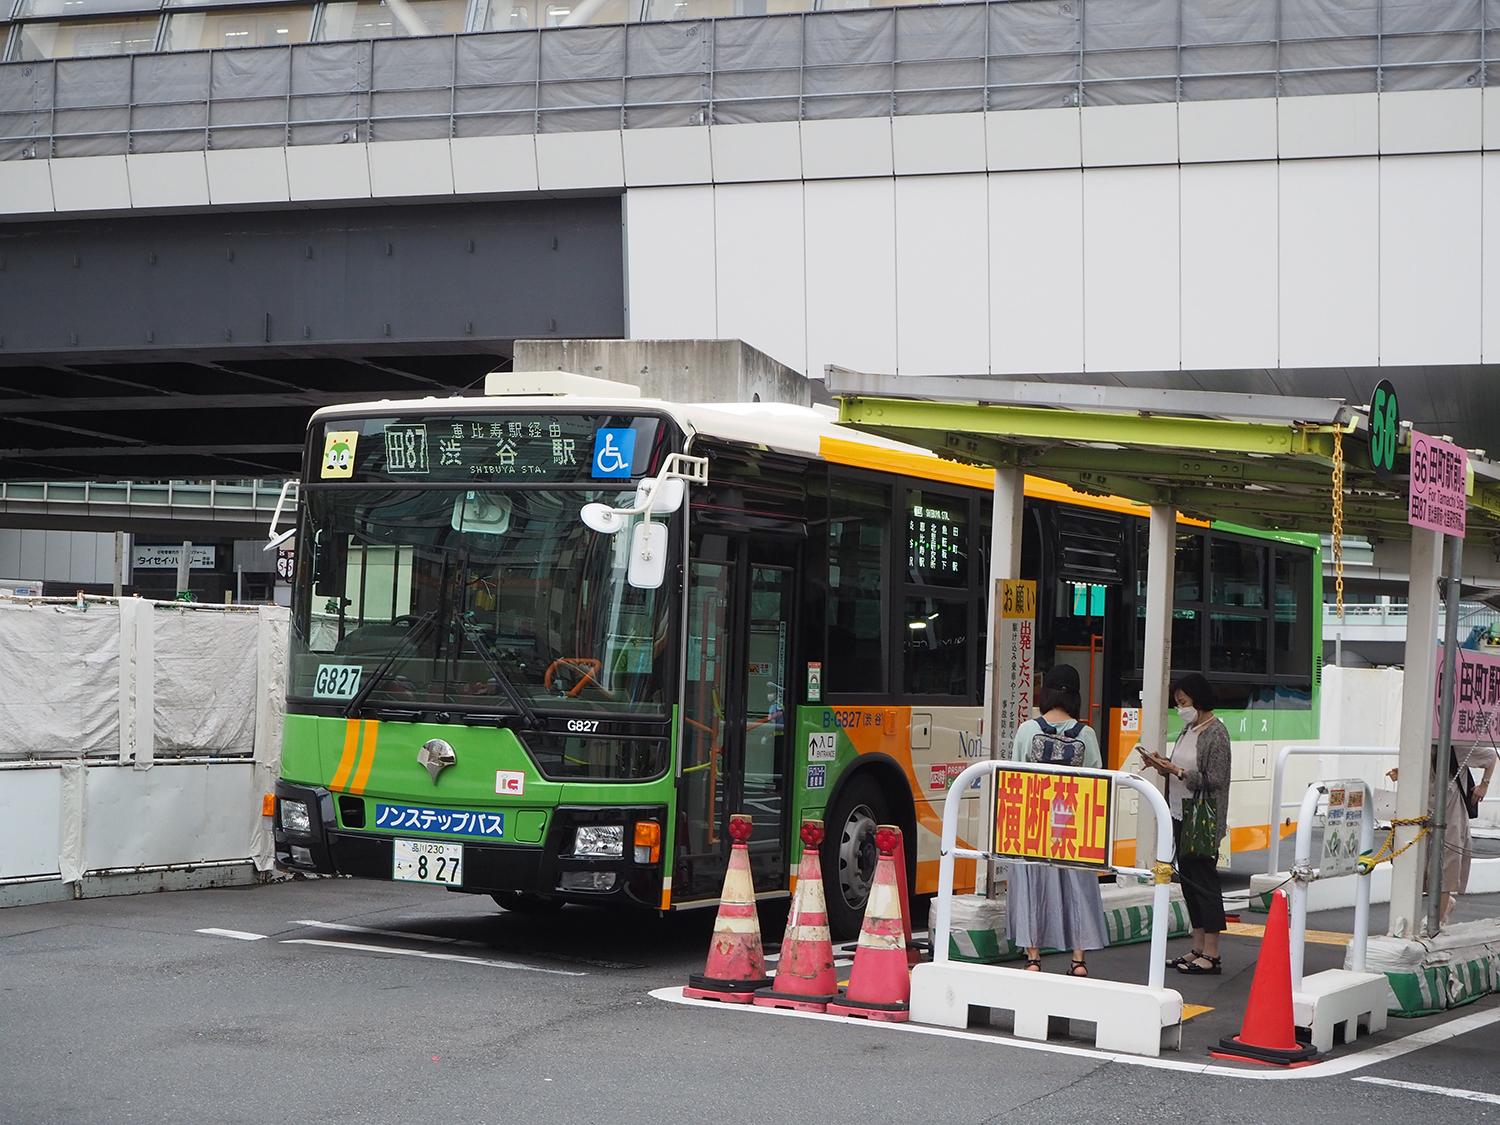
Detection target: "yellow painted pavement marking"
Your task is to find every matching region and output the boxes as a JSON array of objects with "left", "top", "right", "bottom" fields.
[
  {"left": 1182, "top": 1003, "right": 1213, "bottom": 1022},
  {"left": 1224, "top": 922, "right": 1352, "bottom": 947}
]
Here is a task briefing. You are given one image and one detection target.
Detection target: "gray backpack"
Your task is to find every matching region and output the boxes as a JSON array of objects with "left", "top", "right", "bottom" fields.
[{"left": 1027, "top": 717, "right": 1087, "bottom": 767}]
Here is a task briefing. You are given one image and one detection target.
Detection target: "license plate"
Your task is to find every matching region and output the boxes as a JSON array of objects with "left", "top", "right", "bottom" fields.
[{"left": 392, "top": 839, "right": 463, "bottom": 886}]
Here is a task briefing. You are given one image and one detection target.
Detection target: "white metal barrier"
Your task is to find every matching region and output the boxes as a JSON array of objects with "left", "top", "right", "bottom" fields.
[
  {"left": 1284, "top": 777, "right": 1389, "bottom": 1052},
  {"left": 914, "top": 759, "right": 1183, "bottom": 1056},
  {"left": 1267, "top": 745, "right": 1398, "bottom": 875},
  {"left": 1288, "top": 779, "right": 1375, "bottom": 987}
]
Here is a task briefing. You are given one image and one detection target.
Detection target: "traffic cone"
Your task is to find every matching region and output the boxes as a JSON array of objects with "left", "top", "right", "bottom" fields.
[
  {"left": 684, "top": 814, "right": 772, "bottom": 1003},
  {"left": 1210, "top": 890, "right": 1319, "bottom": 1066},
  {"left": 755, "top": 819, "right": 837, "bottom": 1012},
  {"left": 827, "top": 824, "right": 910, "bottom": 1022}
]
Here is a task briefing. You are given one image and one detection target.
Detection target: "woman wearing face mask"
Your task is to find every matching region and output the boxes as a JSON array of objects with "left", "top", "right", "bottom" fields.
[{"left": 1142, "top": 672, "right": 1231, "bottom": 975}]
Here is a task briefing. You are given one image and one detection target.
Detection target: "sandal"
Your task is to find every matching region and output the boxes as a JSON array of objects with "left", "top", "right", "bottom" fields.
[
  {"left": 1167, "top": 949, "right": 1202, "bottom": 969},
  {"left": 1024, "top": 957, "right": 1042, "bottom": 972},
  {"left": 1176, "top": 955, "right": 1222, "bottom": 975},
  {"left": 1069, "top": 960, "right": 1089, "bottom": 977}
]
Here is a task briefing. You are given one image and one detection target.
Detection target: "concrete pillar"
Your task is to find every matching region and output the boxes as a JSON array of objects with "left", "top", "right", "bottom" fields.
[
  {"left": 980, "top": 467, "right": 1024, "bottom": 895},
  {"left": 1138, "top": 504, "right": 1177, "bottom": 868},
  {"left": 1390, "top": 527, "right": 1442, "bottom": 938}
]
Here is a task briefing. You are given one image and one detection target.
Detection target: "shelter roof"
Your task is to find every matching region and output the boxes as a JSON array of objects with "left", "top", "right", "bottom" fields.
[{"left": 825, "top": 370, "right": 1500, "bottom": 548}]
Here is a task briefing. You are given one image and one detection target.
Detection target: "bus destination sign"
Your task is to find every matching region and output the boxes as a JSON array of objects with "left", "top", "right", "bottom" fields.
[{"left": 318, "top": 415, "right": 665, "bottom": 483}]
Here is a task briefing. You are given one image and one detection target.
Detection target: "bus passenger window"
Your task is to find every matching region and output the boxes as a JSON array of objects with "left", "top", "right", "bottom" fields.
[{"left": 826, "top": 482, "right": 889, "bottom": 694}]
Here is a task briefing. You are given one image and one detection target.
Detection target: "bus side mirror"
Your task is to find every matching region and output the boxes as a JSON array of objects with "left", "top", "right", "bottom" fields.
[
  {"left": 638, "top": 476, "right": 685, "bottom": 514},
  {"left": 627, "top": 522, "right": 668, "bottom": 590}
]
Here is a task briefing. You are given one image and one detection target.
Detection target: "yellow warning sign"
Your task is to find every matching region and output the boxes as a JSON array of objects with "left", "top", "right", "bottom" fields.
[{"left": 992, "top": 766, "right": 1113, "bottom": 870}]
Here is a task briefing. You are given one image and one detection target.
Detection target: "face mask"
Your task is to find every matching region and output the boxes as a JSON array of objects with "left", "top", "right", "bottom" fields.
[{"left": 1177, "top": 706, "right": 1197, "bottom": 724}]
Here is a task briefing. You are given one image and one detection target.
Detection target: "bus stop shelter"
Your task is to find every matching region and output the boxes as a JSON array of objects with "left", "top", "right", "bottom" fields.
[{"left": 824, "top": 368, "right": 1500, "bottom": 941}]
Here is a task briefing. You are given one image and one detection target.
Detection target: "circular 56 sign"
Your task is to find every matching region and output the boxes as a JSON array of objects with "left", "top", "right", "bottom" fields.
[{"left": 1368, "top": 379, "right": 1400, "bottom": 478}]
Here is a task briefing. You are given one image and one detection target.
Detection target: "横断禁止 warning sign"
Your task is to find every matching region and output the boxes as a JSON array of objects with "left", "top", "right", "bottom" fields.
[{"left": 992, "top": 766, "right": 1112, "bottom": 870}]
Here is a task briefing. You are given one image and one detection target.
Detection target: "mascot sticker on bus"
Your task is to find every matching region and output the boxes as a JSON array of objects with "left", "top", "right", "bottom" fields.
[{"left": 321, "top": 430, "right": 359, "bottom": 479}]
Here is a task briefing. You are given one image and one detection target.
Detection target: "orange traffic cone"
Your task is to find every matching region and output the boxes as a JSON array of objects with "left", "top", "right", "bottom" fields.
[
  {"left": 1210, "top": 889, "right": 1318, "bottom": 1066},
  {"left": 827, "top": 824, "right": 909, "bottom": 1023},
  {"left": 755, "top": 819, "right": 838, "bottom": 1012},
  {"left": 684, "top": 813, "right": 772, "bottom": 1003}
]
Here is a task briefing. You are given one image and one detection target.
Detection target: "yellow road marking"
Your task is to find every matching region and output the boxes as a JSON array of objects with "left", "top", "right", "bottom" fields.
[
  {"left": 1225, "top": 922, "right": 1352, "bottom": 947},
  {"left": 350, "top": 720, "right": 380, "bottom": 795},
  {"left": 1182, "top": 1003, "right": 1213, "bottom": 1021},
  {"left": 329, "top": 718, "right": 360, "bottom": 791}
]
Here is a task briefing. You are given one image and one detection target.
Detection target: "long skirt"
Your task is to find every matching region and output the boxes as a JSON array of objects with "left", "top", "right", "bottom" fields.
[{"left": 1005, "top": 863, "right": 1108, "bottom": 952}]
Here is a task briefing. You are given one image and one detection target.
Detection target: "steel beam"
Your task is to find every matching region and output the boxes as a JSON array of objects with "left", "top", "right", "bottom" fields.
[{"left": 838, "top": 396, "right": 1305, "bottom": 457}]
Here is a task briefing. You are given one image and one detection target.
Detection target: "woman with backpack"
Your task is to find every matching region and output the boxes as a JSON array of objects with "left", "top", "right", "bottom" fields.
[{"left": 1006, "top": 663, "right": 1108, "bottom": 976}]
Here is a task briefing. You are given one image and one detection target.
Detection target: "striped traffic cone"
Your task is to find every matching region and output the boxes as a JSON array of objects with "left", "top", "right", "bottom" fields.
[
  {"left": 684, "top": 814, "right": 772, "bottom": 1003},
  {"left": 827, "top": 824, "right": 910, "bottom": 1022},
  {"left": 755, "top": 819, "right": 837, "bottom": 1012}
]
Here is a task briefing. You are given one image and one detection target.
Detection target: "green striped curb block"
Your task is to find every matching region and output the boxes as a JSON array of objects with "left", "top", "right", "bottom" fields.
[
  {"left": 1360, "top": 924, "right": 1500, "bottom": 1017},
  {"left": 946, "top": 886, "right": 1190, "bottom": 964}
]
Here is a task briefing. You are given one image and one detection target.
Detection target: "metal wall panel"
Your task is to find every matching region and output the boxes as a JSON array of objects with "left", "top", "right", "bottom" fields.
[
  {"left": 989, "top": 168, "right": 1083, "bottom": 375},
  {"left": 1082, "top": 164, "right": 1179, "bottom": 372},
  {"left": 624, "top": 185, "right": 717, "bottom": 340},
  {"left": 805, "top": 177, "right": 896, "bottom": 378},
  {"left": 1380, "top": 153, "right": 1482, "bottom": 367},
  {"left": 0, "top": 197, "right": 625, "bottom": 358},
  {"left": 1279, "top": 156, "right": 1379, "bottom": 368},
  {"left": 713, "top": 181, "right": 805, "bottom": 375},
  {"left": 1180, "top": 160, "right": 1277, "bottom": 370},
  {"left": 895, "top": 172, "right": 988, "bottom": 375}
]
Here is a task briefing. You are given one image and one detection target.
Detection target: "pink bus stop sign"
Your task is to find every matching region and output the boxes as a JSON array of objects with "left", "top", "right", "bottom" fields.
[{"left": 1408, "top": 432, "right": 1467, "bottom": 539}]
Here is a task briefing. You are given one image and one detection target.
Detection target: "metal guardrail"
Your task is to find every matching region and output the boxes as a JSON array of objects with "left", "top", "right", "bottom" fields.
[
  {"left": 0, "top": 478, "right": 297, "bottom": 518},
  {"left": 0, "top": 0, "right": 1494, "bottom": 161}
]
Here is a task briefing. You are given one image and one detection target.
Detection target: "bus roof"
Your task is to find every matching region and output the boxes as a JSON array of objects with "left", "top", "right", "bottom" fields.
[{"left": 308, "top": 390, "right": 1211, "bottom": 526}]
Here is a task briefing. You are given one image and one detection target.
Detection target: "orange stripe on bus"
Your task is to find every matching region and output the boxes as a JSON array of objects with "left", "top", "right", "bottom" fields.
[
  {"left": 329, "top": 718, "right": 360, "bottom": 791},
  {"left": 350, "top": 720, "right": 380, "bottom": 795}
]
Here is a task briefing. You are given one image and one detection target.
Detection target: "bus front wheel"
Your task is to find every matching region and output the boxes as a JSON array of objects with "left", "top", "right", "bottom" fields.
[
  {"left": 822, "top": 774, "right": 890, "bottom": 940},
  {"left": 491, "top": 891, "right": 565, "bottom": 915}
]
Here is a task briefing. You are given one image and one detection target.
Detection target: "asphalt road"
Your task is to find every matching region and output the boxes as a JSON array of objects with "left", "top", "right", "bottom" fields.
[{"left": 3, "top": 878, "right": 1499, "bottom": 1125}]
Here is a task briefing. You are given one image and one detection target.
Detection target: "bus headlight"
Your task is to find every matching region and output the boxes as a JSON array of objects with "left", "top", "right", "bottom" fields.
[
  {"left": 280, "top": 799, "right": 312, "bottom": 835},
  {"left": 572, "top": 825, "right": 624, "bottom": 858}
]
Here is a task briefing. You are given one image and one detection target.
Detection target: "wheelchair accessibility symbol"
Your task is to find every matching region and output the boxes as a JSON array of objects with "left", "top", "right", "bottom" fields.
[{"left": 591, "top": 428, "right": 636, "bottom": 479}]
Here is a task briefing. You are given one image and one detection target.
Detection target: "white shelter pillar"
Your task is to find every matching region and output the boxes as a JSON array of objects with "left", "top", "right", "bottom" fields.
[
  {"left": 1390, "top": 527, "right": 1442, "bottom": 937},
  {"left": 1138, "top": 504, "right": 1176, "bottom": 867},
  {"left": 980, "top": 467, "right": 1024, "bottom": 895}
]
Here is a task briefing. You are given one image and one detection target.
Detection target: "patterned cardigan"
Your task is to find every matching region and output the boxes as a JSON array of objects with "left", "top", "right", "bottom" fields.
[{"left": 1177, "top": 717, "right": 1233, "bottom": 844}]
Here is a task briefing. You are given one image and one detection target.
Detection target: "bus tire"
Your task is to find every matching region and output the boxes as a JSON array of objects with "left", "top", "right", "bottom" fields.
[
  {"left": 491, "top": 891, "right": 565, "bottom": 915},
  {"left": 822, "top": 773, "right": 891, "bottom": 940}
]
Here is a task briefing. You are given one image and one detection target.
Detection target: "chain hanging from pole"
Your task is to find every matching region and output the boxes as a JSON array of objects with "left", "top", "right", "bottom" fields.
[{"left": 1331, "top": 427, "right": 1346, "bottom": 618}]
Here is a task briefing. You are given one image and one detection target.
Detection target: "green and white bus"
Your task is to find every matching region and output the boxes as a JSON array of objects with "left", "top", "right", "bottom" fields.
[{"left": 273, "top": 372, "right": 1322, "bottom": 934}]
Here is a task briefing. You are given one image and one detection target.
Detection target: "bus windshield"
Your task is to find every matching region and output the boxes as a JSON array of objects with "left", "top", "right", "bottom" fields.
[{"left": 290, "top": 486, "right": 670, "bottom": 718}]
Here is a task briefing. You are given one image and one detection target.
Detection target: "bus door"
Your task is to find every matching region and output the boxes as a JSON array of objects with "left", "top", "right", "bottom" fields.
[{"left": 677, "top": 532, "right": 798, "bottom": 902}]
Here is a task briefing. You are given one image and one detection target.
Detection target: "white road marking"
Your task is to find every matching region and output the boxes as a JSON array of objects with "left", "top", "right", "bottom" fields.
[
  {"left": 649, "top": 987, "right": 1500, "bottom": 1081},
  {"left": 289, "top": 919, "right": 634, "bottom": 969},
  {"left": 282, "top": 938, "right": 586, "bottom": 976},
  {"left": 195, "top": 928, "right": 266, "bottom": 941},
  {"left": 291, "top": 919, "right": 472, "bottom": 946},
  {"left": 1351, "top": 1077, "right": 1500, "bottom": 1105}
]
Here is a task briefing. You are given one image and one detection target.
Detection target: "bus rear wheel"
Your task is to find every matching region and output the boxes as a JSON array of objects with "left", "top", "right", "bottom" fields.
[
  {"left": 822, "top": 774, "right": 889, "bottom": 940},
  {"left": 491, "top": 891, "right": 565, "bottom": 915}
]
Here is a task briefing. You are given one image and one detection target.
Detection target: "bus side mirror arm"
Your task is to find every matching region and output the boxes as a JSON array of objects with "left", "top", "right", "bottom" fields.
[{"left": 263, "top": 480, "right": 298, "bottom": 551}]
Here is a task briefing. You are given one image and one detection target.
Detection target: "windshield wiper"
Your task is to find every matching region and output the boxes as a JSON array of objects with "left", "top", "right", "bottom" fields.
[
  {"left": 453, "top": 613, "right": 541, "bottom": 730},
  {"left": 343, "top": 611, "right": 438, "bottom": 717}
]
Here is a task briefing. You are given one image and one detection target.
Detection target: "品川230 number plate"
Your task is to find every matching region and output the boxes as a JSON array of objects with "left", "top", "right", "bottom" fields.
[{"left": 392, "top": 838, "right": 463, "bottom": 886}]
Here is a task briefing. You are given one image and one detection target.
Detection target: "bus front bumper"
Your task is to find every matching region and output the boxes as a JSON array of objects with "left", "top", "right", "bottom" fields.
[{"left": 274, "top": 780, "right": 664, "bottom": 907}]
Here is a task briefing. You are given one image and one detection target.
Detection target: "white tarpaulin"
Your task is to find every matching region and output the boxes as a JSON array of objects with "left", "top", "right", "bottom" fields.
[
  {"left": 0, "top": 597, "right": 286, "bottom": 763},
  {"left": 0, "top": 596, "right": 289, "bottom": 890}
]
